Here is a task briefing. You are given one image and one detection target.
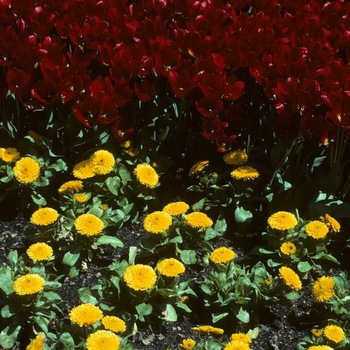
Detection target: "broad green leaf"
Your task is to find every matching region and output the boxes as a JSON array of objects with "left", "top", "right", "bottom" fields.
[
  {"left": 57, "top": 332, "right": 75, "bottom": 350},
  {"left": 180, "top": 250, "right": 197, "bottom": 265},
  {"left": 0, "top": 324, "right": 21, "bottom": 349},
  {"left": 162, "top": 304, "right": 177, "bottom": 321},
  {"left": 234, "top": 207, "right": 253, "bottom": 225},
  {"left": 212, "top": 312, "right": 228, "bottom": 323},
  {"left": 78, "top": 288, "right": 98, "bottom": 304},
  {"left": 236, "top": 307, "right": 250, "bottom": 323},
  {"left": 297, "top": 261, "right": 312, "bottom": 273},
  {"left": 96, "top": 235, "right": 123, "bottom": 248},
  {"left": 62, "top": 246, "right": 82, "bottom": 267}
]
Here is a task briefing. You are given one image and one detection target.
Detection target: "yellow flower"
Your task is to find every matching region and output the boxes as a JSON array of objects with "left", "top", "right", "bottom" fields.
[
  {"left": 163, "top": 201, "right": 190, "bottom": 215},
  {"left": 324, "top": 325, "right": 344, "bottom": 343},
  {"left": 210, "top": 247, "right": 235, "bottom": 264},
  {"left": 188, "top": 160, "right": 209, "bottom": 176},
  {"left": 280, "top": 242, "right": 296, "bottom": 255},
  {"left": 90, "top": 150, "right": 115, "bottom": 175},
  {"left": 279, "top": 266, "right": 302, "bottom": 291},
  {"left": 180, "top": 338, "right": 196, "bottom": 349},
  {"left": 74, "top": 214, "right": 104, "bottom": 236},
  {"left": 58, "top": 180, "right": 83, "bottom": 194},
  {"left": 73, "top": 159, "right": 95, "bottom": 179},
  {"left": 26, "top": 243, "right": 53, "bottom": 261},
  {"left": 120, "top": 140, "right": 131, "bottom": 148},
  {"left": 125, "top": 147, "right": 139, "bottom": 157},
  {"left": 31, "top": 207, "right": 59, "bottom": 226},
  {"left": 264, "top": 278, "right": 273, "bottom": 285},
  {"left": 224, "top": 340, "right": 251, "bottom": 350},
  {"left": 185, "top": 212, "right": 213, "bottom": 230},
  {"left": 143, "top": 211, "right": 172, "bottom": 234},
  {"left": 231, "top": 333, "right": 251, "bottom": 343},
  {"left": 223, "top": 150, "right": 248, "bottom": 165},
  {"left": 311, "top": 329, "right": 322, "bottom": 337},
  {"left": 305, "top": 221, "right": 329, "bottom": 239},
  {"left": 1, "top": 147, "right": 20, "bottom": 162},
  {"left": 13, "top": 274, "right": 45, "bottom": 295},
  {"left": 308, "top": 346, "right": 334, "bottom": 350},
  {"left": 192, "top": 325, "right": 224, "bottom": 335},
  {"left": 267, "top": 211, "right": 298, "bottom": 230},
  {"left": 100, "top": 204, "right": 108, "bottom": 210},
  {"left": 26, "top": 333, "right": 45, "bottom": 350},
  {"left": 320, "top": 214, "right": 340, "bottom": 233},
  {"left": 102, "top": 316, "right": 126, "bottom": 333},
  {"left": 157, "top": 258, "right": 185, "bottom": 277},
  {"left": 86, "top": 330, "right": 120, "bottom": 350},
  {"left": 123, "top": 264, "right": 157, "bottom": 291},
  {"left": 134, "top": 163, "right": 159, "bottom": 188},
  {"left": 69, "top": 303, "right": 103, "bottom": 326},
  {"left": 74, "top": 193, "right": 88, "bottom": 202},
  {"left": 312, "top": 276, "right": 335, "bottom": 302},
  {"left": 13, "top": 157, "right": 40, "bottom": 184},
  {"left": 230, "top": 166, "right": 259, "bottom": 180}
]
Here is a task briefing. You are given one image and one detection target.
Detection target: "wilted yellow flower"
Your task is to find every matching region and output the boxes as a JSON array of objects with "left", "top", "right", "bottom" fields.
[
  {"left": 320, "top": 214, "right": 340, "bottom": 233},
  {"left": 74, "top": 193, "right": 88, "bottom": 202},
  {"left": 311, "top": 329, "right": 323, "bottom": 337},
  {"left": 231, "top": 333, "right": 251, "bottom": 343},
  {"left": 134, "top": 163, "right": 159, "bottom": 188},
  {"left": 1, "top": 147, "right": 20, "bottom": 162},
  {"left": 123, "top": 264, "right": 157, "bottom": 291},
  {"left": 157, "top": 258, "right": 185, "bottom": 277},
  {"left": 73, "top": 159, "right": 95, "bottom": 179},
  {"left": 74, "top": 214, "right": 104, "bottom": 236},
  {"left": 210, "top": 247, "right": 235, "bottom": 264},
  {"left": 180, "top": 338, "right": 196, "bottom": 349},
  {"left": 13, "top": 157, "right": 40, "bottom": 184},
  {"left": 102, "top": 316, "right": 126, "bottom": 333},
  {"left": 305, "top": 221, "right": 329, "bottom": 239},
  {"left": 27, "top": 243, "right": 53, "bottom": 261},
  {"left": 308, "top": 346, "right": 334, "bottom": 350},
  {"left": 230, "top": 166, "right": 259, "bottom": 180},
  {"left": 31, "top": 207, "right": 59, "bottom": 226},
  {"left": 69, "top": 303, "right": 103, "bottom": 326},
  {"left": 120, "top": 140, "right": 131, "bottom": 148},
  {"left": 143, "top": 211, "right": 172, "bottom": 234},
  {"left": 90, "top": 150, "right": 115, "bottom": 175},
  {"left": 279, "top": 266, "right": 302, "bottom": 291},
  {"left": 223, "top": 150, "right": 248, "bottom": 165},
  {"left": 26, "top": 333, "right": 45, "bottom": 350},
  {"left": 189, "top": 160, "right": 209, "bottom": 176},
  {"left": 280, "top": 242, "right": 296, "bottom": 255},
  {"left": 58, "top": 180, "right": 83, "bottom": 194},
  {"left": 13, "top": 274, "right": 45, "bottom": 295},
  {"left": 163, "top": 201, "right": 190, "bottom": 215},
  {"left": 224, "top": 340, "right": 251, "bottom": 350},
  {"left": 125, "top": 147, "right": 139, "bottom": 157},
  {"left": 267, "top": 211, "right": 298, "bottom": 230},
  {"left": 312, "top": 276, "right": 335, "bottom": 302},
  {"left": 86, "top": 330, "right": 120, "bottom": 350},
  {"left": 185, "top": 212, "right": 213, "bottom": 230},
  {"left": 324, "top": 325, "right": 344, "bottom": 343},
  {"left": 192, "top": 325, "right": 224, "bottom": 335}
]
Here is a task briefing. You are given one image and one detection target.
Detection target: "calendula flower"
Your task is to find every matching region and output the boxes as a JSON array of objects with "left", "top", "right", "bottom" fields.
[
  {"left": 73, "top": 159, "right": 95, "bottom": 179},
  {"left": 320, "top": 214, "right": 340, "bottom": 233},
  {"left": 192, "top": 325, "right": 224, "bottom": 335},
  {"left": 163, "top": 201, "right": 190, "bottom": 215},
  {"left": 143, "top": 211, "right": 172, "bottom": 234},
  {"left": 305, "top": 221, "right": 329, "bottom": 239},
  {"left": 100, "top": 204, "right": 108, "bottom": 210},
  {"left": 223, "top": 150, "right": 248, "bottom": 165},
  {"left": 90, "top": 150, "right": 115, "bottom": 175},
  {"left": 267, "top": 211, "right": 298, "bottom": 230},
  {"left": 308, "top": 346, "right": 334, "bottom": 350},
  {"left": 26, "top": 243, "right": 53, "bottom": 261},
  {"left": 125, "top": 147, "right": 139, "bottom": 157},
  {"left": 102, "top": 316, "right": 126, "bottom": 333},
  {"left": 1, "top": 147, "right": 20, "bottom": 162},
  {"left": 13, "top": 157, "right": 40, "bottom": 184},
  {"left": 230, "top": 166, "right": 259, "bottom": 180},
  {"left": 210, "top": 247, "right": 235, "bottom": 264},
  {"left": 180, "top": 338, "right": 196, "bottom": 349},
  {"left": 86, "top": 330, "right": 120, "bottom": 350},
  {"left": 74, "top": 193, "right": 88, "bottom": 202},
  {"left": 69, "top": 303, "right": 103, "bottom": 327},
  {"left": 280, "top": 242, "right": 296, "bottom": 255},
  {"left": 58, "top": 180, "right": 83, "bottom": 194},
  {"left": 185, "top": 212, "right": 213, "bottom": 230},
  {"left": 157, "top": 258, "right": 185, "bottom": 277},
  {"left": 324, "top": 325, "right": 344, "bottom": 343},
  {"left": 13, "top": 274, "right": 45, "bottom": 295},
  {"left": 123, "top": 264, "right": 157, "bottom": 291},
  {"left": 224, "top": 340, "right": 251, "bottom": 350},
  {"left": 134, "top": 163, "right": 159, "bottom": 188},
  {"left": 31, "top": 207, "right": 59, "bottom": 226},
  {"left": 189, "top": 160, "right": 209, "bottom": 176},
  {"left": 74, "top": 214, "right": 104, "bottom": 236},
  {"left": 26, "top": 333, "right": 45, "bottom": 350},
  {"left": 279, "top": 266, "right": 302, "bottom": 290},
  {"left": 264, "top": 278, "right": 273, "bottom": 285},
  {"left": 311, "top": 329, "right": 323, "bottom": 337},
  {"left": 231, "top": 334, "right": 251, "bottom": 343},
  {"left": 312, "top": 276, "right": 335, "bottom": 302}
]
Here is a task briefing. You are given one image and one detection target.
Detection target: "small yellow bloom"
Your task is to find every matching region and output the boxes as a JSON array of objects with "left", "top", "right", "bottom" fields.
[
  {"left": 163, "top": 201, "right": 190, "bottom": 215},
  {"left": 280, "top": 242, "right": 296, "bottom": 255},
  {"left": 58, "top": 180, "right": 83, "bottom": 194},
  {"left": 143, "top": 211, "right": 172, "bottom": 234},
  {"left": 210, "top": 247, "right": 235, "bottom": 264},
  {"left": 189, "top": 160, "right": 209, "bottom": 176},
  {"left": 102, "top": 316, "right": 126, "bottom": 333},
  {"left": 69, "top": 303, "right": 103, "bottom": 327},
  {"left": 31, "top": 207, "right": 59, "bottom": 226},
  {"left": 90, "top": 150, "right": 115, "bottom": 175},
  {"left": 125, "top": 147, "right": 139, "bottom": 157},
  {"left": 267, "top": 211, "right": 298, "bottom": 231},
  {"left": 1, "top": 147, "right": 20, "bottom": 162},
  {"left": 123, "top": 264, "right": 157, "bottom": 291},
  {"left": 231, "top": 333, "right": 251, "bottom": 343},
  {"left": 86, "top": 330, "right": 120, "bottom": 350},
  {"left": 305, "top": 221, "right": 329, "bottom": 239},
  {"left": 13, "top": 157, "right": 40, "bottom": 184},
  {"left": 74, "top": 214, "right": 104, "bottom": 236},
  {"left": 134, "top": 163, "right": 159, "bottom": 188},
  {"left": 100, "top": 204, "right": 108, "bottom": 210},
  {"left": 157, "top": 258, "right": 185, "bottom": 277},
  {"left": 224, "top": 340, "right": 251, "bottom": 350},
  {"left": 308, "top": 346, "right": 334, "bottom": 350},
  {"left": 279, "top": 266, "right": 302, "bottom": 290},
  {"left": 180, "top": 338, "right": 196, "bottom": 349},
  {"left": 223, "top": 150, "right": 248, "bottom": 165},
  {"left": 311, "top": 329, "right": 322, "bottom": 337},
  {"left": 74, "top": 193, "right": 88, "bottom": 203},
  {"left": 73, "top": 159, "right": 95, "bottom": 179},
  {"left": 26, "top": 243, "right": 53, "bottom": 261},
  {"left": 264, "top": 278, "right": 273, "bottom": 285},
  {"left": 185, "top": 212, "right": 213, "bottom": 230},
  {"left": 192, "top": 325, "right": 224, "bottom": 335},
  {"left": 323, "top": 325, "right": 345, "bottom": 343},
  {"left": 230, "top": 166, "right": 259, "bottom": 180},
  {"left": 320, "top": 214, "right": 340, "bottom": 233},
  {"left": 26, "top": 333, "right": 45, "bottom": 350},
  {"left": 120, "top": 140, "right": 131, "bottom": 148},
  {"left": 312, "top": 276, "right": 335, "bottom": 302},
  {"left": 13, "top": 274, "right": 45, "bottom": 295}
]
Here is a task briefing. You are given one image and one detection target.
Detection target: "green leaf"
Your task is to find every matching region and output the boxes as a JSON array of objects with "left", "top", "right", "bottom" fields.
[
  {"left": 258, "top": 248, "right": 274, "bottom": 254},
  {"left": 322, "top": 254, "right": 340, "bottom": 264},
  {"left": 57, "top": 332, "right": 75, "bottom": 350},
  {"left": 128, "top": 246, "right": 137, "bottom": 265},
  {"left": 176, "top": 303, "right": 191, "bottom": 313},
  {"left": 285, "top": 291, "right": 301, "bottom": 300},
  {"left": 30, "top": 192, "right": 47, "bottom": 205},
  {"left": 212, "top": 312, "right": 228, "bottom": 323},
  {"left": 180, "top": 250, "right": 197, "bottom": 264},
  {"left": 78, "top": 288, "right": 98, "bottom": 304},
  {"left": 118, "top": 165, "right": 131, "bottom": 183},
  {"left": 162, "top": 304, "right": 177, "bottom": 321},
  {"left": 204, "top": 228, "right": 218, "bottom": 240},
  {"left": 0, "top": 271, "right": 13, "bottom": 295},
  {"left": 62, "top": 246, "right": 82, "bottom": 267},
  {"left": 297, "top": 261, "right": 312, "bottom": 273},
  {"left": 0, "top": 324, "right": 21, "bottom": 349},
  {"left": 267, "top": 259, "right": 282, "bottom": 267},
  {"left": 7, "top": 250, "right": 18, "bottom": 266},
  {"left": 234, "top": 207, "right": 253, "bottom": 225},
  {"left": 1, "top": 305, "right": 15, "bottom": 318},
  {"left": 236, "top": 307, "right": 250, "bottom": 323},
  {"left": 247, "top": 327, "right": 260, "bottom": 339},
  {"left": 105, "top": 177, "right": 120, "bottom": 196},
  {"left": 96, "top": 235, "right": 124, "bottom": 248},
  {"left": 214, "top": 216, "right": 227, "bottom": 234},
  {"left": 135, "top": 303, "right": 152, "bottom": 322}
]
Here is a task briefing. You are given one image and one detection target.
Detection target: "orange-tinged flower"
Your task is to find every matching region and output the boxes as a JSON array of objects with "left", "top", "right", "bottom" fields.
[
  {"left": 26, "top": 333, "right": 45, "bottom": 350},
  {"left": 123, "top": 264, "right": 157, "bottom": 291},
  {"left": 157, "top": 258, "right": 185, "bottom": 277},
  {"left": 102, "top": 316, "right": 126, "bottom": 333},
  {"left": 279, "top": 266, "right": 302, "bottom": 290},
  {"left": 69, "top": 303, "right": 103, "bottom": 326},
  {"left": 280, "top": 242, "right": 296, "bottom": 255},
  {"left": 13, "top": 157, "right": 40, "bottom": 184},
  {"left": 230, "top": 166, "right": 259, "bottom": 180},
  {"left": 26, "top": 243, "right": 53, "bottom": 261},
  {"left": 210, "top": 247, "right": 235, "bottom": 264},
  {"left": 31, "top": 208, "right": 59, "bottom": 226},
  {"left": 185, "top": 212, "right": 213, "bottom": 230},
  {"left": 305, "top": 221, "right": 329, "bottom": 239},
  {"left": 267, "top": 211, "right": 298, "bottom": 230},
  {"left": 1, "top": 147, "right": 20, "bottom": 162},
  {"left": 189, "top": 160, "right": 209, "bottom": 176},
  {"left": 223, "top": 150, "right": 248, "bottom": 165},
  {"left": 320, "top": 214, "right": 340, "bottom": 233},
  {"left": 13, "top": 274, "right": 45, "bottom": 295},
  {"left": 312, "top": 276, "right": 335, "bottom": 302},
  {"left": 58, "top": 180, "right": 83, "bottom": 194},
  {"left": 134, "top": 163, "right": 159, "bottom": 188},
  {"left": 74, "top": 214, "right": 104, "bottom": 236},
  {"left": 143, "top": 211, "right": 172, "bottom": 234}
]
